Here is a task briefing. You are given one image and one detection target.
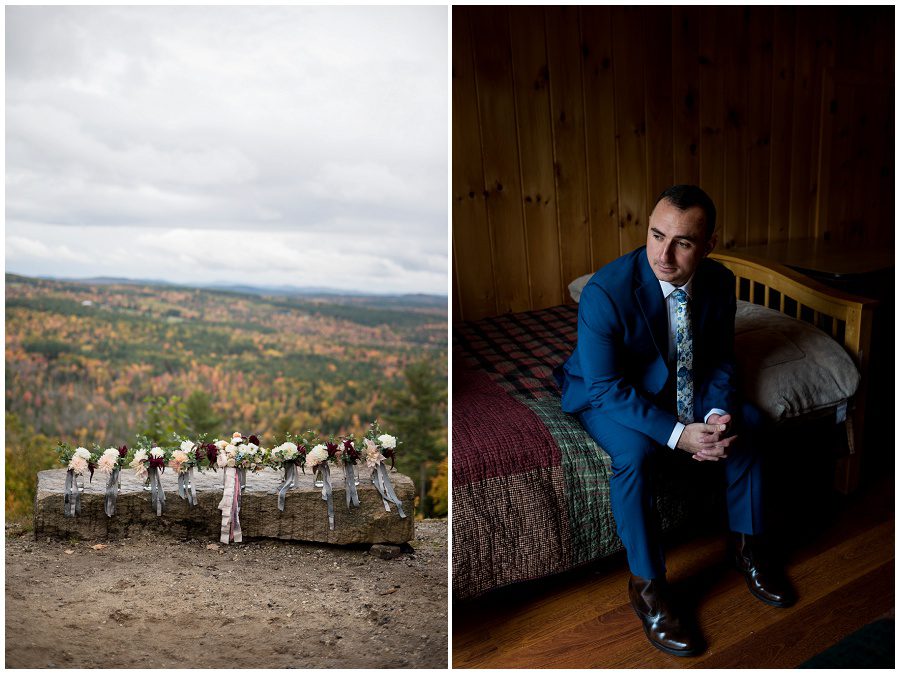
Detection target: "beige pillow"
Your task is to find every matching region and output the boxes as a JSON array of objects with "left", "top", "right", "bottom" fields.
[
  {"left": 734, "top": 301, "right": 859, "bottom": 421},
  {"left": 568, "top": 273, "right": 592, "bottom": 302}
]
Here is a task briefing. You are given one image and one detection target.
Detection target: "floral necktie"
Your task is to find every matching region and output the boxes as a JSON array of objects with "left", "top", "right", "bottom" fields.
[{"left": 673, "top": 288, "right": 693, "bottom": 424}]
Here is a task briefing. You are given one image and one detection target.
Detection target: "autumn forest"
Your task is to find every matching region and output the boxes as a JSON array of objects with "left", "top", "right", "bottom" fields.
[{"left": 6, "top": 273, "right": 448, "bottom": 519}]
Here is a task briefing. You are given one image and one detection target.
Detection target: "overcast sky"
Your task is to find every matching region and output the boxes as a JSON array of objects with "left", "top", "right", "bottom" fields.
[{"left": 6, "top": 6, "right": 448, "bottom": 295}]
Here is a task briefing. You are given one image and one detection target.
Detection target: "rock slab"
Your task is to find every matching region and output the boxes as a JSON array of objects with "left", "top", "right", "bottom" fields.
[{"left": 34, "top": 467, "right": 415, "bottom": 544}]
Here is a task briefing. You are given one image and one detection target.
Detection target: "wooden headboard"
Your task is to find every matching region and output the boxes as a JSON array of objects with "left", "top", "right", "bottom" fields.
[{"left": 711, "top": 250, "right": 877, "bottom": 494}]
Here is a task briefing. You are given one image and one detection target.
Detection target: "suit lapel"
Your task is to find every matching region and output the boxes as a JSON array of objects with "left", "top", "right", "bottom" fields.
[
  {"left": 691, "top": 261, "right": 713, "bottom": 352},
  {"left": 634, "top": 251, "right": 668, "bottom": 363}
]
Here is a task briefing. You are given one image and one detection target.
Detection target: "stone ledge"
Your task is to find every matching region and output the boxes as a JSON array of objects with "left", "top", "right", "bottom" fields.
[{"left": 34, "top": 467, "right": 415, "bottom": 544}]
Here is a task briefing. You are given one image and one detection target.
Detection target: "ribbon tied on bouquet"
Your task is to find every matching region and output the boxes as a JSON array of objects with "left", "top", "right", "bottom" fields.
[
  {"left": 372, "top": 463, "right": 406, "bottom": 519},
  {"left": 177, "top": 466, "right": 198, "bottom": 507},
  {"left": 147, "top": 462, "right": 166, "bottom": 516},
  {"left": 63, "top": 468, "right": 82, "bottom": 518},
  {"left": 218, "top": 466, "right": 243, "bottom": 543}
]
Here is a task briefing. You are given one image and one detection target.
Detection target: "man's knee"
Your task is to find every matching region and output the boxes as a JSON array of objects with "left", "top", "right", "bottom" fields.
[
  {"left": 611, "top": 437, "right": 658, "bottom": 476},
  {"left": 579, "top": 410, "right": 658, "bottom": 473}
]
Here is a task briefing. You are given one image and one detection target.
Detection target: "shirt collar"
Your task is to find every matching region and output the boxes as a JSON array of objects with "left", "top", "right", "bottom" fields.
[{"left": 659, "top": 276, "right": 694, "bottom": 299}]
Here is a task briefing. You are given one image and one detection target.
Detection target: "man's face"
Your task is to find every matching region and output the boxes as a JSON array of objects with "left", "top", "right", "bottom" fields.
[{"left": 645, "top": 199, "right": 715, "bottom": 286}]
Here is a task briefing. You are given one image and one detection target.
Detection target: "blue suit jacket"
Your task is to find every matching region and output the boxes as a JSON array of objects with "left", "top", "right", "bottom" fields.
[{"left": 559, "top": 246, "right": 738, "bottom": 446}]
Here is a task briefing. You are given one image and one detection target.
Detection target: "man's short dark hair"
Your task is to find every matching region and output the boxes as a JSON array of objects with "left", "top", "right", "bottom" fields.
[{"left": 654, "top": 185, "right": 716, "bottom": 240}]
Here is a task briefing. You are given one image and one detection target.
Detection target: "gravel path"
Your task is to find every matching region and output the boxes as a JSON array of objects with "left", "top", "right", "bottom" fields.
[{"left": 5, "top": 519, "right": 448, "bottom": 668}]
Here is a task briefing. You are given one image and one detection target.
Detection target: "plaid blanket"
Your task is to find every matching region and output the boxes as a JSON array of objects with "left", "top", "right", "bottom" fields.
[{"left": 453, "top": 305, "right": 715, "bottom": 600}]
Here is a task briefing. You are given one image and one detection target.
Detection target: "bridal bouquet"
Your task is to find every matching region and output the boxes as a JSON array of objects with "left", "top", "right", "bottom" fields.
[
  {"left": 169, "top": 440, "right": 204, "bottom": 506},
  {"left": 216, "top": 433, "right": 267, "bottom": 475},
  {"left": 96, "top": 445, "right": 128, "bottom": 517},
  {"left": 337, "top": 436, "right": 362, "bottom": 509},
  {"left": 270, "top": 439, "right": 306, "bottom": 511},
  {"left": 364, "top": 422, "right": 406, "bottom": 519},
  {"left": 129, "top": 443, "right": 169, "bottom": 516},
  {"left": 193, "top": 442, "right": 221, "bottom": 471},
  {"left": 306, "top": 437, "right": 341, "bottom": 530},
  {"left": 56, "top": 443, "right": 96, "bottom": 517},
  {"left": 215, "top": 431, "right": 264, "bottom": 544}
]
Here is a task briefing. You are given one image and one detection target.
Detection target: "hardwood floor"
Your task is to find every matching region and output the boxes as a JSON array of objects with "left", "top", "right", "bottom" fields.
[{"left": 452, "top": 474, "right": 894, "bottom": 668}]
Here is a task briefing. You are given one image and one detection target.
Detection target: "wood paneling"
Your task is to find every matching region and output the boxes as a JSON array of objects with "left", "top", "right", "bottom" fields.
[
  {"left": 452, "top": 10, "right": 495, "bottom": 323},
  {"left": 545, "top": 6, "right": 591, "bottom": 306},
  {"left": 453, "top": 6, "right": 894, "bottom": 322},
  {"left": 471, "top": 8, "right": 530, "bottom": 315},
  {"left": 509, "top": 7, "right": 563, "bottom": 311},
  {"left": 612, "top": 6, "right": 650, "bottom": 254},
  {"left": 672, "top": 6, "right": 701, "bottom": 185},
  {"left": 768, "top": 7, "right": 796, "bottom": 243},
  {"left": 580, "top": 6, "right": 620, "bottom": 272}
]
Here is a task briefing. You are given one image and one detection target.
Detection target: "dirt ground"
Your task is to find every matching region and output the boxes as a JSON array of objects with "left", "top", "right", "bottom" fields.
[{"left": 5, "top": 519, "right": 448, "bottom": 669}]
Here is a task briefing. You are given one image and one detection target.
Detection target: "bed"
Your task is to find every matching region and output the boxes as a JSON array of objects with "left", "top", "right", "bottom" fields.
[{"left": 452, "top": 251, "right": 875, "bottom": 600}]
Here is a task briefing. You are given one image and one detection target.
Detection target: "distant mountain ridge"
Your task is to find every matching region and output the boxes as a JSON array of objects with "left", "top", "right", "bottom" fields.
[{"left": 6, "top": 272, "right": 447, "bottom": 308}]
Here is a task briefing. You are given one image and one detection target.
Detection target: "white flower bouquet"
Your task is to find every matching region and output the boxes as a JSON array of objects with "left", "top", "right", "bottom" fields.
[
  {"left": 364, "top": 421, "right": 406, "bottom": 519},
  {"left": 270, "top": 437, "right": 311, "bottom": 512},
  {"left": 55, "top": 443, "right": 97, "bottom": 517},
  {"left": 96, "top": 445, "right": 129, "bottom": 517},
  {"left": 214, "top": 431, "right": 264, "bottom": 544},
  {"left": 169, "top": 439, "right": 205, "bottom": 506},
  {"left": 128, "top": 443, "right": 170, "bottom": 516}
]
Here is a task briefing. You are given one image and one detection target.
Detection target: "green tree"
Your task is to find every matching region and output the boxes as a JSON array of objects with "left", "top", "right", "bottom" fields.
[
  {"left": 429, "top": 456, "right": 448, "bottom": 518},
  {"left": 184, "top": 390, "right": 223, "bottom": 439},
  {"left": 138, "top": 395, "right": 188, "bottom": 444},
  {"left": 5, "top": 412, "right": 56, "bottom": 525},
  {"left": 385, "top": 357, "right": 447, "bottom": 517},
  {"left": 271, "top": 414, "right": 296, "bottom": 444}
]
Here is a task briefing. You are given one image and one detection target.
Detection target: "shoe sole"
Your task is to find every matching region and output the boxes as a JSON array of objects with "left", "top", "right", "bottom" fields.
[{"left": 630, "top": 604, "right": 704, "bottom": 657}]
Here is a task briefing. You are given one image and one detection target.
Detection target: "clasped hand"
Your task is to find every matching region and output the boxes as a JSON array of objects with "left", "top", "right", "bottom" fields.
[{"left": 676, "top": 413, "right": 737, "bottom": 462}]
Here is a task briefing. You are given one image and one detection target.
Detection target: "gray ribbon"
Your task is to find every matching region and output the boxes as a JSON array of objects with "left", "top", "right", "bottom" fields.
[
  {"left": 104, "top": 467, "right": 119, "bottom": 517},
  {"left": 373, "top": 463, "right": 406, "bottom": 518},
  {"left": 277, "top": 462, "right": 297, "bottom": 512},
  {"left": 319, "top": 463, "right": 334, "bottom": 530},
  {"left": 177, "top": 468, "right": 198, "bottom": 506},
  {"left": 344, "top": 463, "right": 360, "bottom": 508},
  {"left": 148, "top": 465, "right": 165, "bottom": 516},
  {"left": 64, "top": 469, "right": 81, "bottom": 517},
  {"left": 218, "top": 466, "right": 243, "bottom": 543},
  {"left": 238, "top": 467, "right": 247, "bottom": 491}
]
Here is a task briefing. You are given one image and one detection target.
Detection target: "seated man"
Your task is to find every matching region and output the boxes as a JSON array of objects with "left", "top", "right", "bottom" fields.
[{"left": 557, "top": 184, "right": 794, "bottom": 656}]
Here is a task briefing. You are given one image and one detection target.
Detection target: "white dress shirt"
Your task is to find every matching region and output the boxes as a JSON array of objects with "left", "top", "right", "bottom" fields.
[{"left": 658, "top": 278, "right": 727, "bottom": 449}]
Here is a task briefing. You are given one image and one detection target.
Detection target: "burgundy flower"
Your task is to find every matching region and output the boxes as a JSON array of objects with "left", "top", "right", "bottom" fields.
[
  {"left": 383, "top": 447, "right": 396, "bottom": 470},
  {"left": 148, "top": 456, "right": 166, "bottom": 471},
  {"left": 204, "top": 443, "right": 219, "bottom": 465},
  {"left": 342, "top": 439, "right": 360, "bottom": 463},
  {"left": 325, "top": 441, "right": 339, "bottom": 458},
  {"left": 118, "top": 444, "right": 128, "bottom": 458},
  {"left": 88, "top": 461, "right": 96, "bottom": 483},
  {"left": 249, "top": 435, "right": 260, "bottom": 446},
  {"left": 297, "top": 444, "right": 308, "bottom": 455}
]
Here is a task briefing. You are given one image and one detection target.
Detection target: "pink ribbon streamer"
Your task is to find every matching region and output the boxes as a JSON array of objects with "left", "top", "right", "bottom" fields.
[{"left": 218, "top": 466, "right": 243, "bottom": 544}]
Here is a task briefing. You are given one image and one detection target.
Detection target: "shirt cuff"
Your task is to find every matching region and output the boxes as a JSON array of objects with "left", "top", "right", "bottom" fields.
[
  {"left": 666, "top": 422, "right": 685, "bottom": 450},
  {"left": 704, "top": 408, "right": 728, "bottom": 423}
]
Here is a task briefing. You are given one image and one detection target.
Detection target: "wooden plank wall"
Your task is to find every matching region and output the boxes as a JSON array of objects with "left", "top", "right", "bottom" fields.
[{"left": 452, "top": 6, "right": 894, "bottom": 322}]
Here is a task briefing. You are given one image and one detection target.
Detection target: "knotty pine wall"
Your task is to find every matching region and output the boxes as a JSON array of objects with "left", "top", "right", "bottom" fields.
[{"left": 452, "top": 6, "right": 893, "bottom": 322}]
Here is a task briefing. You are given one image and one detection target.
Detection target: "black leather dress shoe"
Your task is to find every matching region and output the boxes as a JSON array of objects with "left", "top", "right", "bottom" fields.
[
  {"left": 730, "top": 533, "right": 796, "bottom": 607},
  {"left": 628, "top": 575, "right": 703, "bottom": 657}
]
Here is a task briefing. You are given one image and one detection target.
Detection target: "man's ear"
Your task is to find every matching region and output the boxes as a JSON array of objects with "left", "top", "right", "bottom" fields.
[{"left": 704, "top": 233, "right": 717, "bottom": 256}]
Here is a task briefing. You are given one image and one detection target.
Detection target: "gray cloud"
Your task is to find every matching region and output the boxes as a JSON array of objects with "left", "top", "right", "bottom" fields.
[{"left": 6, "top": 5, "right": 448, "bottom": 294}]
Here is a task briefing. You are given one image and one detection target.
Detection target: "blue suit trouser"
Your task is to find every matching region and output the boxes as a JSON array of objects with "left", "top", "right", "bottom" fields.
[{"left": 577, "top": 402, "right": 765, "bottom": 579}]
